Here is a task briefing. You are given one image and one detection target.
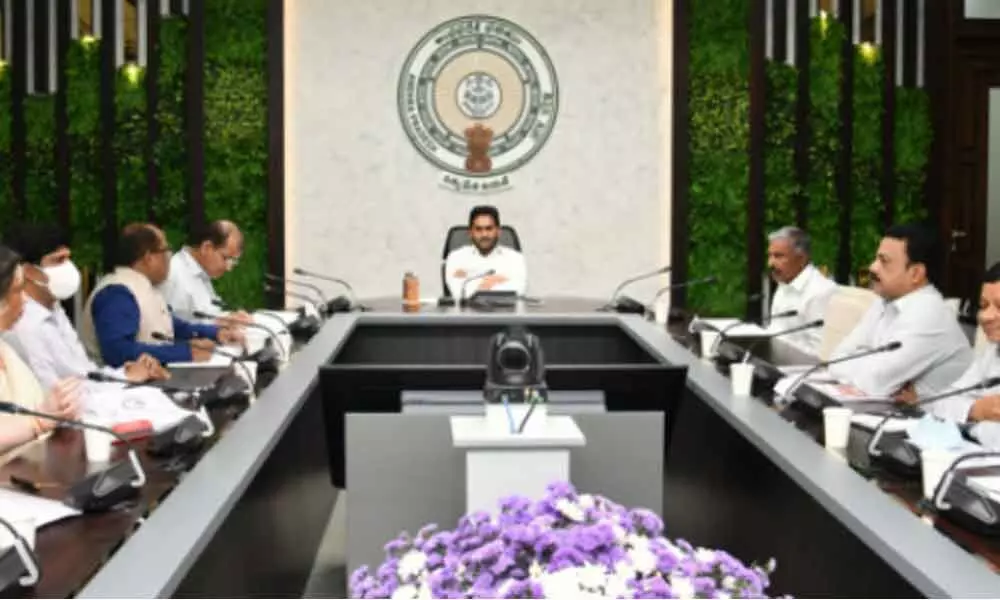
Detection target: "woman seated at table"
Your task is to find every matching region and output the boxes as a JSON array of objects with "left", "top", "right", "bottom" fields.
[
  {"left": 0, "top": 245, "right": 80, "bottom": 454},
  {"left": 896, "top": 261, "right": 1000, "bottom": 448}
]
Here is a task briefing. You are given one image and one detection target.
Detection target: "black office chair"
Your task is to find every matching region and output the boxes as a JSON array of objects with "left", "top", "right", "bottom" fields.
[{"left": 440, "top": 225, "right": 523, "bottom": 297}]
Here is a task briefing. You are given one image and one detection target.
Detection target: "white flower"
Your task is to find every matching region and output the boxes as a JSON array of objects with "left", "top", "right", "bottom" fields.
[
  {"left": 670, "top": 575, "right": 696, "bottom": 599},
  {"left": 529, "top": 561, "right": 543, "bottom": 579},
  {"left": 578, "top": 494, "right": 596, "bottom": 510},
  {"left": 695, "top": 547, "right": 716, "bottom": 564},
  {"left": 415, "top": 584, "right": 432, "bottom": 600},
  {"left": 578, "top": 563, "right": 607, "bottom": 589},
  {"left": 626, "top": 533, "right": 650, "bottom": 551},
  {"left": 538, "top": 567, "right": 582, "bottom": 597},
  {"left": 722, "top": 575, "right": 737, "bottom": 589},
  {"left": 391, "top": 583, "right": 419, "bottom": 600},
  {"left": 397, "top": 550, "right": 427, "bottom": 579},
  {"left": 628, "top": 546, "right": 657, "bottom": 576},
  {"left": 661, "top": 539, "right": 687, "bottom": 560},
  {"left": 612, "top": 525, "right": 627, "bottom": 543},
  {"left": 555, "top": 498, "right": 586, "bottom": 522}
]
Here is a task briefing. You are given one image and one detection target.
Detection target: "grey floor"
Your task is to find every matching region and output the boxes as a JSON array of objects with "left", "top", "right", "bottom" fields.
[{"left": 304, "top": 490, "right": 349, "bottom": 598}]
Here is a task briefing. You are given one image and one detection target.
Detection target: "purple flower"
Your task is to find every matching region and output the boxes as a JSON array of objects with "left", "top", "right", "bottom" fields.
[{"left": 629, "top": 508, "right": 665, "bottom": 537}]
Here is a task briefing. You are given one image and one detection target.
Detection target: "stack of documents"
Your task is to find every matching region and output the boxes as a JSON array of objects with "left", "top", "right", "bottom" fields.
[{"left": 691, "top": 318, "right": 768, "bottom": 338}]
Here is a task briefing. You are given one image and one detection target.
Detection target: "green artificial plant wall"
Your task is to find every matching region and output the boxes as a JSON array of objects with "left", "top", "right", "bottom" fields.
[
  {"left": 154, "top": 18, "right": 189, "bottom": 251},
  {"left": 687, "top": 10, "right": 933, "bottom": 315},
  {"left": 66, "top": 38, "right": 103, "bottom": 281},
  {"left": 204, "top": 0, "right": 268, "bottom": 309},
  {"left": 115, "top": 66, "right": 148, "bottom": 228},
  {"left": 687, "top": 0, "right": 750, "bottom": 315},
  {"left": 23, "top": 95, "right": 57, "bottom": 223}
]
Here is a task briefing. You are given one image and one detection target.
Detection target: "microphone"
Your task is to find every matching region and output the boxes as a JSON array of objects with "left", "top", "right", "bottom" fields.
[
  {"left": 0, "top": 402, "right": 147, "bottom": 510},
  {"left": 766, "top": 308, "right": 798, "bottom": 326},
  {"left": 647, "top": 275, "right": 717, "bottom": 311},
  {"left": 601, "top": 265, "right": 672, "bottom": 313},
  {"left": 150, "top": 332, "right": 257, "bottom": 391},
  {"left": 778, "top": 341, "right": 903, "bottom": 405},
  {"left": 194, "top": 310, "right": 288, "bottom": 362},
  {"left": 738, "top": 319, "right": 824, "bottom": 363},
  {"left": 265, "top": 284, "right": 325, "bottom": 315},
  {"left": 0, "top": 515, "right": 40, "bottom": 591},
  {"left": 265, "top": 273, "right": 327, "bottom": 304},
  {"left": 210, "top": 297, "right": 232, "bottom": 312},
  {"left": 292, "top": 267, "right": 369, "bottom": 310},
  {"left": 866, "top": 376, "right": 1000, "bottom": 459},
  {"left": 460, "top": 269, "right": 497, "bottom": 305},
  {"left": 86, "top": 371, "right": 194, "bottom": 396}
]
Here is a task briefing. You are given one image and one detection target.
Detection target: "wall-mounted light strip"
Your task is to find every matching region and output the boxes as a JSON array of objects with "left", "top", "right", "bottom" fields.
[
  {"left": 137, "top": 0, "right": 146, "bottom": 65},
  {"left": 810, "top": 0, "right": 818, "bottom": 17},
  {"left": 70, "top": 0, "right": 78, "bottom": 38},
  {"left": 114, "top": 0, "right": 122, "bottom": 65},
  {"left": 160, "top": 0, "right": 168, "bottom": 17},
  {"left": 916, "top": 0, "right": 924, "bottom": 87},
  {"left": 766, "top": 0, "right": 774, "bottom": 59},
  {"left": 93, "top": 0, "right": 101, "bottom": 37},
  {"left": 852, "top": 0, "right": 860, "bottom": 42},
  {"left": 786, "top": 0, "right": 796, "bottom": 66},
  {"left": 48, "top": 0, "right": 56, "bottom": 91},
  {"left": 875, "top": 0, "right": 882, "bottom": 45},
  {"left": 895, "top": 0, "right": 903, "bottom": 85},
  {"left": 26, "top": 0, "right": 35, "bottom": 92}
]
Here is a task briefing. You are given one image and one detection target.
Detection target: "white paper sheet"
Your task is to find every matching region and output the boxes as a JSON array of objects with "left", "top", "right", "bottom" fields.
[
  {"left": 691, "top": 318, "right": 768, "bottom": 338},
  {"left": 84, "top": 386, "right": 195, "bottom": 432},
  {"left": 0, "top": 488, "right": 80, "bottom": 529}
]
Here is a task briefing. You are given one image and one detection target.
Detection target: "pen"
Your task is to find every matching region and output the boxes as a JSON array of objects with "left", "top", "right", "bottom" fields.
[{"left": 9, "top": 475, "right": 55, "bottom": 494}]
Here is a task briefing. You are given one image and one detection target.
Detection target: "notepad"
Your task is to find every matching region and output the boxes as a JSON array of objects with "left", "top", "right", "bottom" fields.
[
  {"left": 0, "top": 488, "right": 80, "bottom": 529},
  {"left": 692, "top": 318, "right": 768, "bottom": 338}
]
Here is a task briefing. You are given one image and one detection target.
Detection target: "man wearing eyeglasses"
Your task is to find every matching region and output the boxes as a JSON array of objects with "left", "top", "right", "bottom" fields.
[
  {"left": 159, "top": 220, "right": 251, "bottom": 324},
  {"left": 80, "top": 223, "right": 245, "bottom": 367}
]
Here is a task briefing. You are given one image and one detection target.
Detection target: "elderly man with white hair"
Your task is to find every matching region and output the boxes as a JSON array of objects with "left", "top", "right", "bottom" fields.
[{"left": 766, "top": 226, "right": 837, "bottom": 355}]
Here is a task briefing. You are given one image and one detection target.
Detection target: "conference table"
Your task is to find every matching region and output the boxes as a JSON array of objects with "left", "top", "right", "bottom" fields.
[{"left": 3, "top": 296, "right": 999, "bottom": 598}]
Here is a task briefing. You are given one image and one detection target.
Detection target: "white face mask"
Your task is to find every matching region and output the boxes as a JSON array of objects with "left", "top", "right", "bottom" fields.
[{"left": 41, "top": 261, "right": 82, "bottom": 301}]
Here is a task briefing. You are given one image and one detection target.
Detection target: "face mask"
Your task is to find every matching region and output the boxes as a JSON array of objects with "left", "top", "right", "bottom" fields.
[{"left": 41, "top": 261, "right": 82, "bottom": 301}]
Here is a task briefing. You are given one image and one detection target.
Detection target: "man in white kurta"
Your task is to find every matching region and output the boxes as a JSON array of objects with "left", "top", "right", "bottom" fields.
[
  {"left": 766, "top": 226, "right": 837, "bottom": 354},
  {"left": 444, "top": 205, "right": 526, "bottom": 299}
]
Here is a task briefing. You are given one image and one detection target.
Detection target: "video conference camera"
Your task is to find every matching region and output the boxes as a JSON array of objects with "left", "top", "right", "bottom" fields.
[{"left": 483, "top": 326, "right": 548, "bottom": 405}]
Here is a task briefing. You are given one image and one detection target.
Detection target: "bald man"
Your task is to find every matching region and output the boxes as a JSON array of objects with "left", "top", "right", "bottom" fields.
[{"left": 159, "top": 220, "right": 249, "bottom": 322}]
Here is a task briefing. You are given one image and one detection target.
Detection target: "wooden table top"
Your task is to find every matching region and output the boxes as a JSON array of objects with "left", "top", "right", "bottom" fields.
[{"left": 2, "top": 405, "right": 242, "bottom": 598}]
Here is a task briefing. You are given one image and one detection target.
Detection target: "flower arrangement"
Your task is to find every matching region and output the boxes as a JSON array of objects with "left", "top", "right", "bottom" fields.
[{"left": 350, "top": 482, "right": 779, "bottom": 599}]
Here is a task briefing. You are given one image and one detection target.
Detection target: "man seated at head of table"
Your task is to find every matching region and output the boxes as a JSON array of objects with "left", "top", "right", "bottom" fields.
[
  {"left": 766, "top": 226, "right": 837, "bottom": 355},
  {"left": 2, "top": 221, "right": 170, "bottom": 393},
  {"left": 0, "top": 245, "right": 81, "bottom": 454},
  {"left": 80, "top": 223, "right": 245, "bottom": 368},
  {"left": 158, "top": 219, "right": 252, "bottom": 325},
  {"left": 444, "top": 205, "right": 527, "bottom": 299},
  {"left": 895, "top": 262, "right": 1000, "bottom": 449},
  {"left": 827, "top": 223, "right": 973, "bottom": 397}
]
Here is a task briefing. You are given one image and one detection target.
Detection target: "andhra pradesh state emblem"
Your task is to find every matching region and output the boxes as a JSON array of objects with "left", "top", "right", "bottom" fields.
[{"left": 397, "top": 15, "right": 559, "bottom": 194}]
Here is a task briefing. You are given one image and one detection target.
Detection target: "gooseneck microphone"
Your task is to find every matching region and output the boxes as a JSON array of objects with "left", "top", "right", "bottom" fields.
[
  {"left": 739, "top": 319, "right": 824, "bottom": 363},
  {"left": 265, "top": 273, "right": 327, "bottom": 304},
  {"left": 0, "top": 515, "right": 40, "bottom": 590},
  {"left": 866, "top": 376, "right": 1000, "bottom": 458},
  {"left": 264, "top": 284, "right": 324, "bottom": 315},
  {"left": 647, "top": 275, "right": 717, "bottom": 311},
  {"left": 195, "top": 310, "right": 288, "bottom": 361},
  {"left": 292, "top": 267, "right": 369, "bottom": 310},
  {"left": 778, "top": 341, "right": 903, "bottom": 404},
  {"left": 601, "top": 265, "right": 672, "bottom": 313},
  {"left": 460, "top": 269, "right": 496, "bottom": 304},
  {"left": 766, "top": 308, "right": 799, "bottom": 326},
  {"left": 86, "top": 371, "right": 191, "bottom": 396},
  {"left": 0, "top": 401, "right": 146, "bottom": 489}
]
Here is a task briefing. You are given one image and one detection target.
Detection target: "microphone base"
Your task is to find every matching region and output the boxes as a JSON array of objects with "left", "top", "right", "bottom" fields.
[
  {"left": 65, "top": 459, "right": 142, "bottom": 513},
  {"left": 147, "top": 415, "right": 209, "bottom": 457},
  {"left": 598, "top": 296, "right": 646, "bottom": 315},
  {"left": 0, "top": 544, "right": 33, "bottom": 593}
]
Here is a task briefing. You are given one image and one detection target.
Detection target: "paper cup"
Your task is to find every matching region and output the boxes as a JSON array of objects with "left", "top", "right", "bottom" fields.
[
  {"left": 730, "top": 363, "right": 755, "bottom": 396},
  {"left": 700, "top": 331, "right": 721, "bottom": 359},
  {"left": 922, "top": 448, "right": 960, "bottom": 500},
  {"left": 822, "top": 407, "right": 853, "bottom": 450},
  {"left": 84, "top": 426, "right": 115, "bottom": 463},
  {"left": 653, "top": 301, "right": 669, "bottom": 326},
  {"left": 0, "top": 516, "right": 36, "bottom": 550}
]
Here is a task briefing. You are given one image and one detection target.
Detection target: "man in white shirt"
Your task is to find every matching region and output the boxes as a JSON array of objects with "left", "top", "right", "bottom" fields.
[
  {"left": 766, "top": 226, "right": 837, "bottom": 354},
  {"left": 444, "top": 205, "right": 526, "bottom": 299},
  {"left": 2, "top": 223, "right": 169, "bottom": 393},
  {"left": 159, "top": 220, "right": 251, "bottom": 323},
  {"left": 829, "top": 224, "right": 972, "bottom": 397},
  {"left": 898, "top": 262, "right": 1000, "bottom": 449}
]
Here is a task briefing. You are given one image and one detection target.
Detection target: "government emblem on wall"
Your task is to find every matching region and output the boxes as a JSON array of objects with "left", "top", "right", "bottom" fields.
[{"left": 398, "top": 15, "right": 559, "bottom": 194}]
